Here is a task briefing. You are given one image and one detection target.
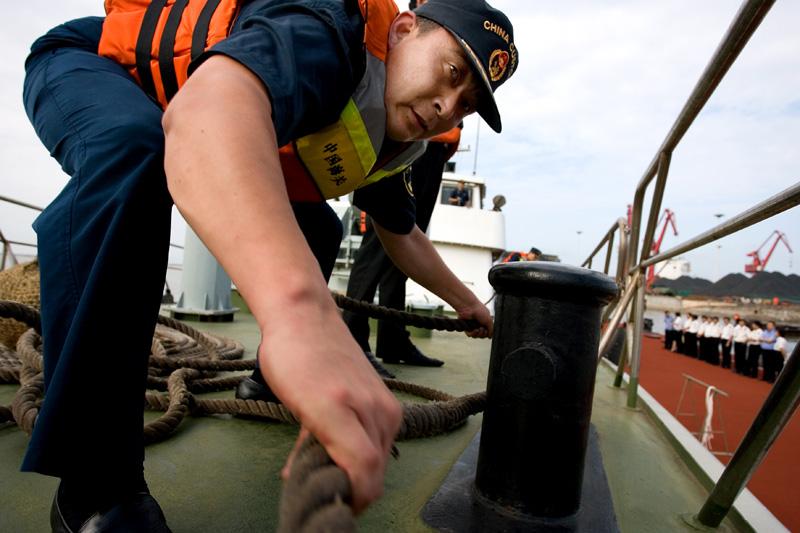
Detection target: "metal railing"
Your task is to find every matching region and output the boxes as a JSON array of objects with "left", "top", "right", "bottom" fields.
[
  {"left": 0, "top": 195, "right": 43, "bottom": 270},
  {"left": 1, "top": 195, "right": 186, "bottom": 272},
  {"left": 581, "top": 0, "right": 800, "bottom": 528}
]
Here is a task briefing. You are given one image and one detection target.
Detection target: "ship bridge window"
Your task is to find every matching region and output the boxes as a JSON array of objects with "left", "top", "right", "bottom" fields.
[{"left": 441, "top": 184, "right": 471, "bottom": 207}]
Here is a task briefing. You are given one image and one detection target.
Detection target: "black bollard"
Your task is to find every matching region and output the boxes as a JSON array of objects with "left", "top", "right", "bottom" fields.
[{"left": 474, "top": 262, "right": 617, "bottom": 520}]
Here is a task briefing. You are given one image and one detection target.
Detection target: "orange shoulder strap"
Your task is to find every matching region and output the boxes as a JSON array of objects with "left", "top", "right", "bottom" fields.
[
  {"left": 430, "top": 126, "right": 462, "bottom": 145},
  {"left": 360, "top": 0, "right": 398, "bottom": 61}
]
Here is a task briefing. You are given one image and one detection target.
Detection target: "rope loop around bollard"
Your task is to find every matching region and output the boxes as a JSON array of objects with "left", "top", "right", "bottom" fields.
[{"left": 0, "top": 297, "right": 487, "bottom": 532}]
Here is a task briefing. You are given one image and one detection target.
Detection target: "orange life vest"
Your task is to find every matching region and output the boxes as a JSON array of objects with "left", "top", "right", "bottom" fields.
[
  {"left": 98, "top": 0, "right": 422, "bottom": 202},
  {"left": 98, "top": 0, "right": 393, "bottom": 109},
  {"left": 502, "top": 252, "right": 526, "bottom": 263}
]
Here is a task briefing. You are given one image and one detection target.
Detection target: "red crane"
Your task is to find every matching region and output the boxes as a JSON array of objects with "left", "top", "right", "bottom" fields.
[
  {"left": 745, "top": 231, "right": 792, "bottom": 274},
  {"left": 647, "top": 209, "right": 678, "bottom": 288}
]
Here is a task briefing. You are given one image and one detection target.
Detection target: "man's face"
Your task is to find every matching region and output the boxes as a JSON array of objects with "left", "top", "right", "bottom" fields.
[{"left": 384, "top": 13, "right": 482, "bottom": 141}]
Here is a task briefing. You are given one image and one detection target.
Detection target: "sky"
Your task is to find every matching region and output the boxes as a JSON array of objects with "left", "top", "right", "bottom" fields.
[{"left": 2, "top": 0, "right": 799, "bottom": 284}]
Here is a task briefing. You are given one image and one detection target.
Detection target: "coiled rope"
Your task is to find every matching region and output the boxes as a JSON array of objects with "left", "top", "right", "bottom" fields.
[{"left": 0, "top": 295, "right": 486, "bottom": 532}]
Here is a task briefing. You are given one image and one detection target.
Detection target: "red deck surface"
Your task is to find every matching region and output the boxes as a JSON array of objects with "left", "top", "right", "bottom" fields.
[{"left": 634, "top": 335, "right": 799, "bottom": 531}]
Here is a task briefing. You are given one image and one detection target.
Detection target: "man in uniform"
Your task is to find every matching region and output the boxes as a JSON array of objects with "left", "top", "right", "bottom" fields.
[{"left": 21, "top": 0, "right": 518, "bottom": 529}]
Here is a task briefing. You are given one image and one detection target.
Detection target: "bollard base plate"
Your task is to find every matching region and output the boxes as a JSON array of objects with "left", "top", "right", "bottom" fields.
[{"left": 421, "top": 425, "right": 619, "bottom": 532}]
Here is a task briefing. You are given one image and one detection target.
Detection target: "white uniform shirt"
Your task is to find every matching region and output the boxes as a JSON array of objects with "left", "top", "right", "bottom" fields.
[
  {"left": 688, "top": 319, "right": 699, "bottom": 334},
  {"left": 673, "top": 316, "right": 683, "bottom": 332},
  {"left": 707, "top": 323, "right": 722, "bottom": 339},
  {"left": 748, "top": 328, "right": 763, "bottom": 345},
  {"left": 775, "top": 337, "right": 788, "bottom": 359},
  {"left": 721, "top": 323, "right": 734, "bottom": 341},
  {"left": 697, "top": 321, "right": 707, "bottom": 337},
  {"left": 733, "top": 325, "right": 749, "bottom": 344}
]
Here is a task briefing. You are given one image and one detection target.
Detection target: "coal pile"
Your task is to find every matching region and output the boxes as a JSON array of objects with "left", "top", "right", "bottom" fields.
[
  {"left": 651, "top": 276, "right": 713, "bottom": 294},
  {"left": 704, "top": 273, "right": 749, "bottom": 296},
  {"left": 652, "top": 271, "right": 800, "bottom": 302}
]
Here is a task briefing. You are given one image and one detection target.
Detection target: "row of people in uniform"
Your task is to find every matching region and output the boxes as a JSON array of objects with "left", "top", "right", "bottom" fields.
[{"left": 664, "top": 312, "right": 790, "bottom": 384}]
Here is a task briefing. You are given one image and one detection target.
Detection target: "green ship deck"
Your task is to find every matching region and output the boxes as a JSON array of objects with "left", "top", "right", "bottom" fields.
[{"left": 0, "top": 309, "right": 783, "bottom": 532}]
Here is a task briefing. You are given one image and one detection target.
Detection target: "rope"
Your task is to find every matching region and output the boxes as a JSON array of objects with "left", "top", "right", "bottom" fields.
[
  {"left": 700, "top": 385, "right": 716, "bottom": 450},
  {"left": 278, "top": 435, "right": 355, "bottom": 533},
  {"left": 0, "top": 295, "right": 486, "bottom": 532},
  {"left": 331, "top": 291, "right": 481, "bottom": 332}
]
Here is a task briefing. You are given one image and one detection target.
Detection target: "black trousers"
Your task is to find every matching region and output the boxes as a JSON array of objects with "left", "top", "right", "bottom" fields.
[
  {"left": 684, "top": 332, "right": 698, "bottom": 357},
  {"left": 761, "top": 349, "right": 778, "bottom": 382},
  {"left": 746, "top": 345, "right": 762, "bottom": 378},
  {"left": 734, "top": 342, "right": 747, "bottom": 373},
  {"left": 707, "top": 338, "right": 720, "bottom": 365},
  {"left": 698, "top": 336, "right": 708, "bottom": 362},
  {"left": 674, "top": 331, "right": 684, "bottom": 354},
  {"left": 721, "top": 340, "right": 732, "bottom": 368}
]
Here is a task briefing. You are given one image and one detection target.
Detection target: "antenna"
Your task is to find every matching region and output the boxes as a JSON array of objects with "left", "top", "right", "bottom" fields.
[{"left": 472, "top": 119, "right": 480, "bottom": 176}]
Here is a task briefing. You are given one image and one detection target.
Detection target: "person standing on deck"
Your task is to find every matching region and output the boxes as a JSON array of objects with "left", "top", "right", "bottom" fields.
[
  {"left": 775, "top": 330, "right": 788, "bottom": 374},
  {"left": 684, "top": 314, "right": 699, "bottom": 358},
  {"left": 747, "top": 321, "right": 764, "bottom": 378},
  {"left": 341, "top": 49, "right": 463, "bottom": 371},
  {"left": 697, "top": 316, "right": 709, "bottom": 362},
  {"left": 705, "top": 317, "right": 721, "bottom": 366},
  {"left": 732, "top": 318, "right": 750, "bottom": 375},
  {"left": 20, "top": 0, "right": 517, "bottom": 530},
  {"left": 664, "top": 311, "right": 675, "bottom": 351},
  {"left": 672, "top": 312, "right": 684, "bottom": 353},
  {"left": 759, "top": 321, "right": 779, "bottom": 383},
  {"left": 720, "top": 316, "right": 734, "bottom": 369}
]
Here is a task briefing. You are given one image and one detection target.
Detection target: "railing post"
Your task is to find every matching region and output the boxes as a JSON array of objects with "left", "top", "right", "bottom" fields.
[
  {"left": 474, "top": 262, "right": 617, "bottom": 519},
  {"left": 626, "top": 269, "right": 646, "bottom": 409}
]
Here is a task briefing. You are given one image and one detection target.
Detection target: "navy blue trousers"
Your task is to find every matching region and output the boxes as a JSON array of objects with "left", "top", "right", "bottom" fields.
[{"left": 22, "top": 18, "right": 340, "bottom": 481}]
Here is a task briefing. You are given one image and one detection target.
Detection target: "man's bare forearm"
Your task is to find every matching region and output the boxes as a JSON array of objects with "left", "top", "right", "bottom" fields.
[
  {"left": 163, "top": 55, "right": 403, "bottom": 512},
  {"left": 373, "top": 224, "right": 467, "bottom": 306},
  {"left": 163, "top": 55, "right": 334, "bottom": 325}
]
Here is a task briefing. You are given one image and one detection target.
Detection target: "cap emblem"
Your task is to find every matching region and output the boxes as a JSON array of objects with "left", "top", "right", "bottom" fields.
[{"left": 489, "top": 49, "right": 509, "bottom": 82}]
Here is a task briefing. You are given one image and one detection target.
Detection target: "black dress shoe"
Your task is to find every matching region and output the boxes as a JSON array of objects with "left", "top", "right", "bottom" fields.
[
  {"left": 52, "top": 483, "right": 171, "bottom": 533},
  {"left": 380, "top": 344, "right": 444, "bottom": 367},
  {"left": 235, "top": 374, "right": 282, "bottom": 404},
  {"left": 364, "top": 351, "right": 396, "bottom": 379}
]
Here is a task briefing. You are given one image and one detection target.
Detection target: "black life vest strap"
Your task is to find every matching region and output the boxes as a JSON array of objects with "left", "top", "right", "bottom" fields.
[
  {"left": 191, "top": 0, "right": 224, "bottom": 60},
  {"left": 159, "top": 0, "right": 191, "bottom": 103},
  {"left": 135, "top": 0, "right": 169, "bottom": 105}
]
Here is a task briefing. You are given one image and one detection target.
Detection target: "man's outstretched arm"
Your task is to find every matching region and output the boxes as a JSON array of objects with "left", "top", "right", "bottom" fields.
[{"left": 162, "top": 55, "right": 402, "bottom": 514}]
